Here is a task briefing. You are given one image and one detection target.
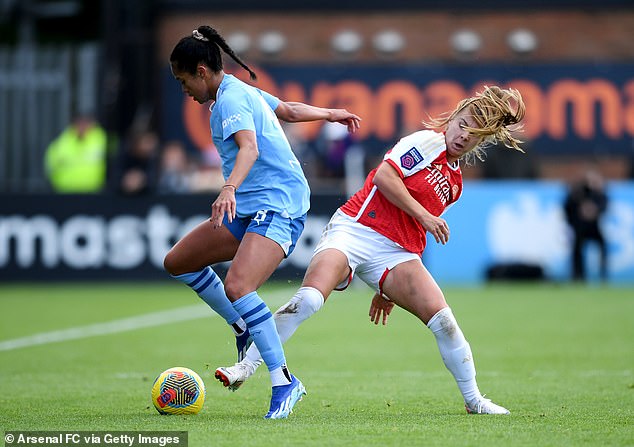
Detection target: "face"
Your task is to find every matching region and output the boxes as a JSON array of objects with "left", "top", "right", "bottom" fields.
[
  {"left": 170, "top": 63, "right": 210, "bottom": 104},
  {"left": 444, "top": 108, "right": 484, "bottom": 162}
]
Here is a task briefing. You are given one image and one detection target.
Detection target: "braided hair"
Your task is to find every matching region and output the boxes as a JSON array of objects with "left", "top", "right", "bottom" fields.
[
  {"left": 170, "top": 25, "right": 257, "bottom": 80},
  {"left": 425, "top": 85, "right": 526, "bottom": 164}
]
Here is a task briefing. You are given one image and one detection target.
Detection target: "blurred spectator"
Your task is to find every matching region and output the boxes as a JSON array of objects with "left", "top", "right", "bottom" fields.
[
  {"left": 115, "top": 130, "right": 160, "bottom": 195},
  {"left": 628, "top": 139, "right": 634, "bottom": 179},
  {"left": 281, "top": 122, "right": 313, "bottom": 176},
  {"left": 343, "top": 139, "right": 366, "bottom": 197},
  {"left": 563, "top": 169, "right": 608, "bottom": 282},
  {"left": 312, "top": 122, "right": 367, "bottom": 195},
  {"left": 157, "top": 140, "right": 193, "bottom": 194},
  {"left": 44, "top": 114, "right": 108, "bottom": 193},
  {"left": 315, "top": 122, "right": 354, "bottom": 178}
]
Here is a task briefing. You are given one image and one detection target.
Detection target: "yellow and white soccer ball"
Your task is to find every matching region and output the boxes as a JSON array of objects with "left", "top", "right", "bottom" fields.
[{"left": 151, "top": 367, "right": 206, "bottom": 415}]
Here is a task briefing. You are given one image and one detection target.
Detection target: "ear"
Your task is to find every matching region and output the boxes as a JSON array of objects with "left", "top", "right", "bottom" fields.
[{"left": 196, "top": 64, "right": 207, "bottom": 79}]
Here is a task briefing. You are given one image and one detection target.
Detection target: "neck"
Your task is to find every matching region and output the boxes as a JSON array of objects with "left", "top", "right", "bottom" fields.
[{"left": 208, "top": 71, "right": 225, "bottom": 101}]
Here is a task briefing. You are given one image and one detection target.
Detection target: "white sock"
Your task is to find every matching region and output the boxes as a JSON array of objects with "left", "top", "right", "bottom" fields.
[
  {"left": 270, "top": 364, "right": 292, "bottom": 387},
  {"left": 243, "top": 287, "right": 324, "bottom": 369},
  {"left": 427, "top": 307, "right": 481, "bottom": 403},
  {"left": 230, "top": 318, "right": 247, "bottom": 336}
]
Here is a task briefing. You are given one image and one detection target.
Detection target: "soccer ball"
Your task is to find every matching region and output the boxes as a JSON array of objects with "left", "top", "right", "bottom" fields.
[{"left": 151, "top": 367, "right": 206, "bottom": 415}]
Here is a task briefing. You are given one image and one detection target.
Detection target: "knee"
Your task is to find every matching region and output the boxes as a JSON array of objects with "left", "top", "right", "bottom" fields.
[
  {"left": 163, "top": 249, "right": 182, "bottom": 276},
  {"left": 223, "top": 275, "right": 248, "bottom": 301},
  {"left": 298, "top": 286, "right": 325, "bottom": 314},
  {"left": 275, "top": 287, "right": 324, "bottom": 320}
]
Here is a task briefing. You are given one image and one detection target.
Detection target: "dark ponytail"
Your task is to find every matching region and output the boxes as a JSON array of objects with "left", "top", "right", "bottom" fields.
[{"left": 170, "top": 25, "right": 257, "bottom": 80}]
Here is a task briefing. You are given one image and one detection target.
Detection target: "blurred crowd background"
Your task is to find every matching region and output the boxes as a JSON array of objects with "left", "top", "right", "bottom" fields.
[
  {"left": 1, "top": 0, "right": 633, "bottom": 284},
  {"left": 1, "top": 0, "right": 634, "bottom": 195}
]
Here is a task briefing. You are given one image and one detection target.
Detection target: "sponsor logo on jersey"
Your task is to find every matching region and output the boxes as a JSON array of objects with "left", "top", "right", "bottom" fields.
[
  {"left": 222, "top": 113, "right": 242, "bottom": 129},
  {"left": 424, "top": 166, "right": 452, "bottom": 206},
  {"left": 400, "top": 147, "right": 424, "bottom": 170}
]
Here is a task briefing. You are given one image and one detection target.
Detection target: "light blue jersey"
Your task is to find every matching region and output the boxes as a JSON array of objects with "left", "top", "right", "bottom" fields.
[{"left": 209, "top": 74, "right": 310, "bottom": 219}]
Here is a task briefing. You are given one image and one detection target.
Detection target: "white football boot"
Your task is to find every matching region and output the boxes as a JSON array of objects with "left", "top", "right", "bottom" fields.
[
  {"left": 465, "top": 396, "right": 510, "bottom": 415},
  {"left": 214, "top": 362, "right": 256, "bottom": 392}
]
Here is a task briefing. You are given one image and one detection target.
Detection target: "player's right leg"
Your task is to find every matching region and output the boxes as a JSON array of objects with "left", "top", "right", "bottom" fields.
[
  {"left": 222, "top": 228, "right": 312, "bottom": 419},
  {"left": 215, "top": 248, "right": 350, "bottom": 390},
  {"left": 163, "top": 219, "right": 251, "bottom": 361}
]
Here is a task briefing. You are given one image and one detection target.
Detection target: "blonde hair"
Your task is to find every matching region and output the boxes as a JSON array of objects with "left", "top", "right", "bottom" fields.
[{"left": 425, "top": 85, "right": 526, "bottom": 164}]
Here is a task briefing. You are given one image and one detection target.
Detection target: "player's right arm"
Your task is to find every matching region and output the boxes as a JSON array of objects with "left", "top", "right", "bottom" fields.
[
  {"left": 372, "top": 162, "right": 450, "bottom": 245},
  {"left": 210, "top": 128, "right": 258, "bottom": 228}
]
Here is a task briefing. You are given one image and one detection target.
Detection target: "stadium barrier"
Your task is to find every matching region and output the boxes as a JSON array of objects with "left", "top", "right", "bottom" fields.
[{"left": 1, "top": 181, "right": 633, "bottom": 284}]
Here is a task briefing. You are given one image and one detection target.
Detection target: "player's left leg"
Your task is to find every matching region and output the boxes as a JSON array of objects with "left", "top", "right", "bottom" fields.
[{"left": 382, "top": 260, "right": 509, "bottom": 415}]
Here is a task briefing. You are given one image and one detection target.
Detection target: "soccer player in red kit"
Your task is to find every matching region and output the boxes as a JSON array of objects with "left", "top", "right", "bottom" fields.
[{"left": 215, "top": 86, "right": 526, "bottom": 415}]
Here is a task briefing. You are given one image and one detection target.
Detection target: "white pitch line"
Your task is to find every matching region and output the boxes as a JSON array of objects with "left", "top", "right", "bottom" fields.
[
  {"left": 0, "top": 304, "right": 210, "bottom": 352},
  {"left": 0, "top": 290, "right": 291, "bottom": 352}
]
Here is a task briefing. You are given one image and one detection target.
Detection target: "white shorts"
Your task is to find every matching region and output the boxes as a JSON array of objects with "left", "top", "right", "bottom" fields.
[{"left": 313, "top": 210, "right": 422, "bottom": 296}]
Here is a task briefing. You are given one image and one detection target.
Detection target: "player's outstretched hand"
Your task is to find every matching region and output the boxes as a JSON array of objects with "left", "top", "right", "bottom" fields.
[
  {"left": 329, "top": 109, "right": 362, "bottom": 134},
  {"left": 369, "top": 293, "right": 394, "bottom": 326}
]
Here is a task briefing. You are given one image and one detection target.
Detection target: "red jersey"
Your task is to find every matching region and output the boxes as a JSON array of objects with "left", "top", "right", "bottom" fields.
[{"left": 340, "top": 130, "right": 463, "bottom": 255}]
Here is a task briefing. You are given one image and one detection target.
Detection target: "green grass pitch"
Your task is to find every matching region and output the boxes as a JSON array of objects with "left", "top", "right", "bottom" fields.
[{"left": 1, "top": 281, "right": 632, "bottom": 446}]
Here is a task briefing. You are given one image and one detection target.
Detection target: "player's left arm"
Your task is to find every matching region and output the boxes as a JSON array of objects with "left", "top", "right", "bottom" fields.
[
  {"left": 373, "top": 162, "right": 450, "bottom": 245},
  {"left": 274, "top": 101, "right": 361, "bottom": 133}
]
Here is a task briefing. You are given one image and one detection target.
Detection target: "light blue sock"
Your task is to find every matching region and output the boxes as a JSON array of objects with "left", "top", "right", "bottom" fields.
[
  {"left": 232, "top": 291, "right": 286, "bottom": 372},
  {"left": 173, "top": 267, "right": 241, "bottom": 325}
]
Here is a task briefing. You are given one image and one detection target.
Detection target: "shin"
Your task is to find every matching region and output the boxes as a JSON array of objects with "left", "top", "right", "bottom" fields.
[{"left": 427, "top": 307, "right": 481, "bottom": 403}]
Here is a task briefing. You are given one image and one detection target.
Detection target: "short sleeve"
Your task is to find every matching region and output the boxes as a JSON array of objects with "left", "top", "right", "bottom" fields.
[
  {"left": 218, "top": 91, "right": 256, "bottom": 141},
  {"left": 383, "top": 130, "right": 446, "bottom": 178},
  {"left": 259, "top": 89, "right": 280, "bottom": 111}
]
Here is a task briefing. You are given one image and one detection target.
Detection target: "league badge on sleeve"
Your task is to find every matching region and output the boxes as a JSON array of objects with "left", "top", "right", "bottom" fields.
[{"left": 400, "top": 147, "right": 424, "bottom": 170}]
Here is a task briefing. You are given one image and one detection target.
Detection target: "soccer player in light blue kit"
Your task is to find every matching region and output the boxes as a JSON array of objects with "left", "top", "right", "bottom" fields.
[{"left": 164, "top": 25, "right": 361, "bottom": 419}]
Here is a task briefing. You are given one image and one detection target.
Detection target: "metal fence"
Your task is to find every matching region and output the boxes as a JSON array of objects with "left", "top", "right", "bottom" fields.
[{"left": 0, "top": 43, "right": 99, "bottom": 193}]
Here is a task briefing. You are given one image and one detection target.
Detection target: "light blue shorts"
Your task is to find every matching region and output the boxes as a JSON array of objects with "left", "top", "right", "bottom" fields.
[{"left": 223, "top": 210, "right": 306, "bottom": 257}]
